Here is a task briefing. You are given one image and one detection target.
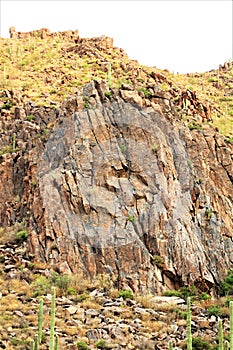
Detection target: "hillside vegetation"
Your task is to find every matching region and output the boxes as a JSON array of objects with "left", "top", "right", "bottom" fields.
[{"left": 0, "top": 32, "right": 232, "bottom": 138}]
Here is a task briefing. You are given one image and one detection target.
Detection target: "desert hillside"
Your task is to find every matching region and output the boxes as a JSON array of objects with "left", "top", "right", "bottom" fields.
[{"left": 0, "top": 27, "right": 233, "bottom": 350}]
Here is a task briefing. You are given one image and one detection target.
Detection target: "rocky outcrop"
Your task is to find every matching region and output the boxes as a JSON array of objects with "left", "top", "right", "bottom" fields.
[
  {"left": 0, "top": 81, "right": 232, "bottom": 295},
  {"left": 9, "top": 26, "right": 79, "bottom": 41}
]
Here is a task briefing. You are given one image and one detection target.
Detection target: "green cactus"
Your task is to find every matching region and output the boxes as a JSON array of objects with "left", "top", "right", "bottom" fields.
[
  {"left": 34, "top": 334, "right": 39, "bottom": 350},
  {"left": 49, "top": 286, "right": 56, "bottom": 350},
  {"left": 55, "top": 335, "right": 59, "bottom": 350},
  {"left": 30, "top": 340, "right": 35, "bottom": 350},
  {"left": 169, "top": 340, "right": 173, "bottom": 350},
  {"left": 230, "top": 301, "right": 233, "bottom": 350},
  {"left": 218, "top": 318, "right": 223, "bottom": 350},
  {"left": 38, "top": 299, "right": 43, "bottom": 344},
  {"left": 186, "top": 296, "right": 192, "bottom": 350}
]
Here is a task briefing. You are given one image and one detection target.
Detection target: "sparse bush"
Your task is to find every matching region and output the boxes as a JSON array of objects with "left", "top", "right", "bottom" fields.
[
  {"left": 138, "top": 87, "right": 151, "bottom": 99},
  {"left": 50, "top": 271, "right": 71, "bottom": 294},
  {"left": 76, "top": 293, "right": 90, "bottom": 302},
  {"left": 220, "top": 270, "right": 233, "bottom": 296},
  {"left": 32, "top": 275, "right": 50, "bottom": 296},
  {"left": 163, "top": 290, "right": 181, "bottom": 297},
  {"left": 96, "top": 339, "right": 107, "bottom": 349},
  {"left": 76, "top": 341, "right": 90, "bottom": 350},
  {"left": 183, "top": 336, "right": 212, "bottom": 349},
  {"left": 153, "top": 255, "right": 164, "bottom": 268},
  {"left": 118, "top": 289, "right": 134, "bottom": 300},
  {"left": 207, "top": 305, "right": 223, "bottom": 317},
  {"left": 199, "top": 292, "right": 211, "bottom": 300},
  {"left": 16, "top": 230, "right": 28, "bottom": 243},
  {"left": 1, "top": 102, "right": 12, "bottom": 110}
]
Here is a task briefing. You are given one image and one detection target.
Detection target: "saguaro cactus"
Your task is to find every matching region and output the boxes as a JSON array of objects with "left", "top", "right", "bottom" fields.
[
  {"left": 218, "top": 318, "right": 223, "bottom": 350},
  {"left": 38, "top": 299, "right": 43, "bottom": 344},
  {"left": 186, "top": 297, "right": 192, "bottom": 350},
  {"left": 49, "top": 286, "right": 56, "bottom": 350},
  {"left": 230, "top": 301, "right": 233, "bottom": 350}
]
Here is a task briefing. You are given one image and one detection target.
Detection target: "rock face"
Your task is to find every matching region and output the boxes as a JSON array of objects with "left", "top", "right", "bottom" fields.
[{"left": 0, "top": 82, "right": 232, "bottom": 294}]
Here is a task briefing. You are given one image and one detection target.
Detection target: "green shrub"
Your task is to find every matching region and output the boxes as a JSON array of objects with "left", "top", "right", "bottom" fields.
[
  {"left": 220, "top": 270, "right": 233, "bottom": 296},
  {"left": 183, "top": 336, "right": 212, "bottom": 349},
  {"left": 225, "top": 137, "right": 233, "bottom": 144},
  {"left": 1, "top": 102, "right": 12, "bottom": 110},
  {"left": 179, "top": 285, "right": 198, "bottom": 299},
  {"left": 16, "top": 230, "right": 28, "bottom": 243},
  {"left": 224, "top": 297, "right": 233, "bottom": 307},
  {"left": 174, "top": 307, "right": 187, "bottom": 319},
  {"left": 207, "top": 305, "right": 223, "bottom": 317},
  {"left": 138, "top": 87, "right": 151, "bottom": 99},
  {"left": 76, "top": 341, "right": 90, "bottom": 350},
  {"left": 117, "top": 289, "right": 134, "bottom": 300},
  {"left": 199, "top": 292, "right": 211, "bottom": 300},
  {"left": 104, "top": 91, "right": 112, "bottom": 97},
  {"left": 76, "top": 293, "right": 90, "bottom": 302},
  {"left": 26, "top": 114, "right": 35, "bottom": 121},
  {"left": 153, "top": 255, "right": 165, "bottom": 268},
  {"left": 163, "top": 290, "right": 181, "bottom": 297},
  {"left": 96, "top": 339, "right": 107, "bottom": 349},
  {"left": 50, "top": 272, "right": 71, "bottom": 293},
  {"left": 32, "top": 275, "right": 50, "bottom": 296},
  {"left": 188, "top": 123, "right": 203, "bottom": 131}
]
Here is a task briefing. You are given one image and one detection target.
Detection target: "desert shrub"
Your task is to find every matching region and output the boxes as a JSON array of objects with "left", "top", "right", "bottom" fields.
[
  {"left": 163, "top": 290, "right": 181, "bottom": 297},
  {"left": 183, "top": 336, "right": 212, "bottom": 349},
  {"left": 117, "top": 289, "right": 134, "bottom": 300},
  {"left": 199, "top": 292, "right": 211, "bottom": 300},
  {"left": 174, "top": 307, "right": 187, "bottom": 319},
  {"left": 50, "top": 271, "right": 71, "bottom": 293},
  {"left": 31, "top": 275, "right": 50, "bottom": 296},
  {"left": 76, "top": 293, "right": 90, "bottom": 302},
  {"left": 16, "top": 230, "right": 28, "bottom": 243},
  {"left": 179, "top": 285, "right": 198, "bottom": 299},
  {"left": 138, "top": 87, "right": 151, "bottom": 99},
  {"left": 220, "top": 270, "right": 233, "bottom": 296},
  {"left": 153, "top": 255, "right": 164, "bottom": 268},
  {"left": 76, "top": 341, "right": 90, "bottom": 350},
  {"left": 96, "top": 339, "right": 107, "bottom": 349},
  {"left": 207, "top": 305, "right": 223, "bottom": 317}
]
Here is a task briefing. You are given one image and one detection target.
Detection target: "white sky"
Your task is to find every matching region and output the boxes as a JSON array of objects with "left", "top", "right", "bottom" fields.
[{"left": 0, "top": 0, "right": 232, "bottom": 73}]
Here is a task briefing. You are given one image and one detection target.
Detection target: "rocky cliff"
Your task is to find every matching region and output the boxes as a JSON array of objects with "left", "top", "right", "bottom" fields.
[{"left": 0, "top": 77, "right": 232, "bottom": 295}]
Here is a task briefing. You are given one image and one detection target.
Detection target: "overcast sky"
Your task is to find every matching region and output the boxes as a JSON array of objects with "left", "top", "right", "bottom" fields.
[{"left": 0, "top": 0, "right": 232, "bottom": 73}]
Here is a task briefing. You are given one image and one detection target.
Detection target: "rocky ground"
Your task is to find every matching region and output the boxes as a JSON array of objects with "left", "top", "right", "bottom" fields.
[{"left": 0, "top": 239, "right": 232, "bottom": 350}]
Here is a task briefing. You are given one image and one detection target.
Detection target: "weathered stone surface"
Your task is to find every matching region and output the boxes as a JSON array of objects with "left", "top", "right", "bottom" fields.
[{"left": 0, "top": 82, "right": 232, "bottom": 295}]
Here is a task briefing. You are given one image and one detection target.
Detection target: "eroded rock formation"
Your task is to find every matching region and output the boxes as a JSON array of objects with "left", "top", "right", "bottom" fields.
[{"left": 0, "top": 81, "right": 232, "bottom": 294}]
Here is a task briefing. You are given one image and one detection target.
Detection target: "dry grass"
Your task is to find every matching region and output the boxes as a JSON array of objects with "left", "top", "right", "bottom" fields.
[
  {"left": 0, "top": 222, "right": 27, "bottom": 245},
  {"left": 1, "top": 35, "right": 232, "bottom": 137},
  {"left": 135, "top": 294, "right": 155, "bottom": 308}
]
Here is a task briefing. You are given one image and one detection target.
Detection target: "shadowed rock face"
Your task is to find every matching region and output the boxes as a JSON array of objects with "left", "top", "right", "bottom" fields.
[{"left": 0, "top": 82, "right": 232, "bottom": 294}]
